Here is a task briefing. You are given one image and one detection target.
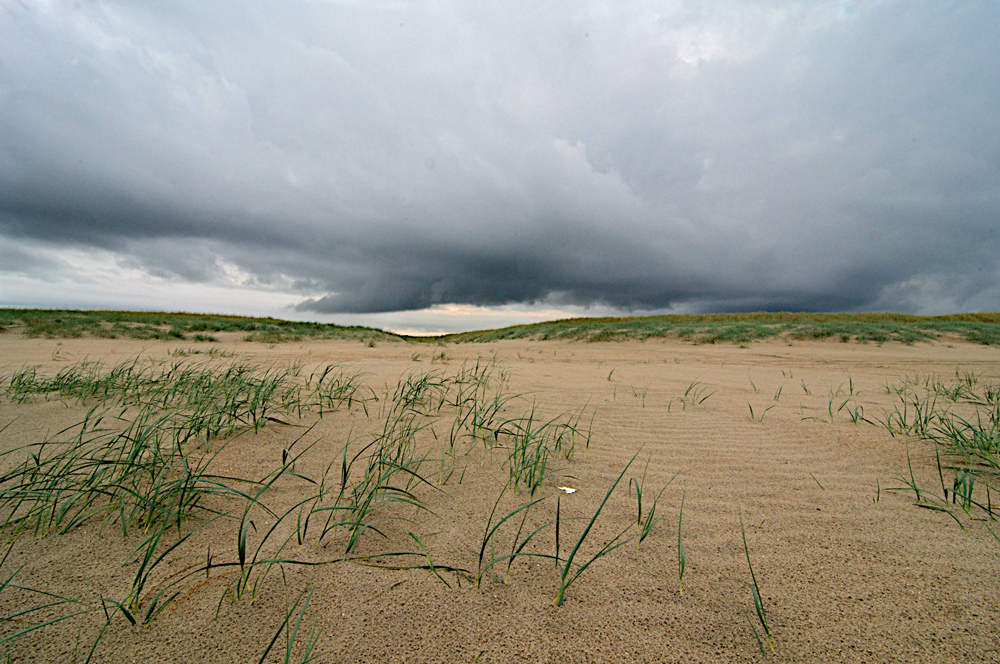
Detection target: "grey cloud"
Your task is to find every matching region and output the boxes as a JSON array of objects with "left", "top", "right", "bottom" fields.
[
  {"left": 1, "top": 0, "right": 998, "bottom": 317},
  {"left": 0, "top": 240, "right": 59, "bottom": 278}
]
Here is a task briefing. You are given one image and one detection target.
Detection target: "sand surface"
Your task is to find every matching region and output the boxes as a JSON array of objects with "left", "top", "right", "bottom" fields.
[{"left": 0, "top": 333, "right": 998, "bottom": 663}]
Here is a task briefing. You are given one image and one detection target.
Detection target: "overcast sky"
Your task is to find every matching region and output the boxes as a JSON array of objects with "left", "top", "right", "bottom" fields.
[{"left": 1, "top": 1, "right": 998, "bottom": 332}]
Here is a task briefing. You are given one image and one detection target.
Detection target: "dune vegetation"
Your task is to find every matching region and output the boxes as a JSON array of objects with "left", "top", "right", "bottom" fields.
[
  {"left": 440, "top": 311, "right": 1000, "bottom": 345},
  {"left": 3, "top": 308, "right": 1000, "bottom": 346},
  {"left": 0, "top": 309, "right": 401, "bottom": 344}
]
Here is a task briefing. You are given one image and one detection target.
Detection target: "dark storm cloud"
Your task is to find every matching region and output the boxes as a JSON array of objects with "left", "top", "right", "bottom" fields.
[{"left": 1, "top": 0, "right": 998, "bottom": 315}]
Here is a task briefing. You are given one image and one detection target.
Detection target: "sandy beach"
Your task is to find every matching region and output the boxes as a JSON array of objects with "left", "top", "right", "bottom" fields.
[{"left": 1, "top": 332, "right": 998, "bottom": 663}]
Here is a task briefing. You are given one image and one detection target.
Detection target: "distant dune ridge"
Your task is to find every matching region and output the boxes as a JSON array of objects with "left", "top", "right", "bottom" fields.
[{"left": 2, "top": 308, "right": 999, "bottom": 345}]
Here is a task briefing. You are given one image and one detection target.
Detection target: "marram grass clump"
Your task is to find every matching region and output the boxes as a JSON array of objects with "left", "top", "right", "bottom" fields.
[{"left": 0, "top": 357, "right": 660, "bottom": 660}]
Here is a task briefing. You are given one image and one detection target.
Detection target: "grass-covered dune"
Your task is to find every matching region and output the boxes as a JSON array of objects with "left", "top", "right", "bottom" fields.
[
  {"left": 441, "top": 311, "right": 1000, "bottom": 345},
  {"left": 2, "top": 308, "right": 1000, "bottom": 345},
  {"left": 0, "top": 308, "right": 402, "bottom": 344}
]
